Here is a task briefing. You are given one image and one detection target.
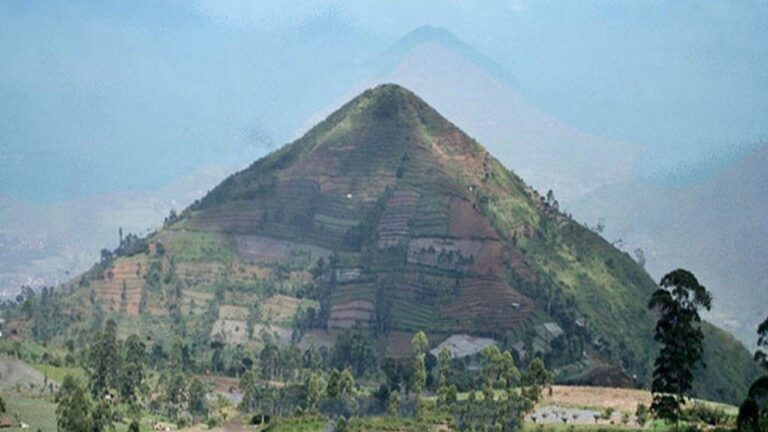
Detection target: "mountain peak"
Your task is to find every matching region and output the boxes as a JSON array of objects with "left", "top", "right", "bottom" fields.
[
  {"left": 196, "top": 85, "right": 478, "bottom": 210},
  {"left": 374, "top": 26, "right": 517, "bottom": 88},
  {"left": 342, "top": 83, "right": 456, "bottom": 130}
]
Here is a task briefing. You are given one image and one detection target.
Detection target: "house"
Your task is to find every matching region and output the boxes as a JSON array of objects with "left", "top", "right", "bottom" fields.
[
  {"left": 0, "top": 418, "right": 13, "bottom": 429},
  {"left": 536, "top": 322, "right": 564, "bottom": 345},
  {"left": 511, "top": 341, "right": 528, "bottom": 363},
  {"left": 574, "top": 317, "right": 587, "bottom": 329},
  {"left": 429, "top": 334, "right": 497, "bottom": 359}
]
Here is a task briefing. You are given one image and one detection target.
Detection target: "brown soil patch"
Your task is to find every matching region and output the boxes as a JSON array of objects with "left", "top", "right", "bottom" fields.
[
  {"left": 448, "top": 197, "right": 498, "bottom": 239},
  {"left": 543, "top": 385, "right": 652, "bottom": 414},
  {"left": 385, "top": 331, "right": 416, "bottom": 359}
]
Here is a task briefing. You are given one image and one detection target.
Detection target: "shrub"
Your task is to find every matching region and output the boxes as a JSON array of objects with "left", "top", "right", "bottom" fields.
[{"left": 683, "top": 403, "right": 732, "bottom": 426}]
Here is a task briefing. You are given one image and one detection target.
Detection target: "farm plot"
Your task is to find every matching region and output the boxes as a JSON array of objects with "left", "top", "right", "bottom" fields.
[
  {"left": 218, "top": 304, "right": 249, "bottom": 320},
  {"left": 90, "top": 254, "right": 147, "bottom": 315},
  {"left": 235, "top": 235, "right": 331, "bottom": 263},
  {"left": 262, "top": 294, "right": 312, "bottom": 324},
  {"left": 328, "top": 300, "right": 375, "bottom": 329},
  {"left": 407, "top": 238, "right": 479, "bottom": 273},
  {"left": 252, "top": 323, "right": 293, "bottom": 346},
  {"left": 186, "top": 200, "right": 266, "bottom": 233},
  {"left": 210, "top": 319, "right": 249, "bottom": 344},
  {"left": 438, "top": 276, "right": 533, "bottom": 333},
  {"left": 377, "top": 190, "right": 420, "bottom": 248}
]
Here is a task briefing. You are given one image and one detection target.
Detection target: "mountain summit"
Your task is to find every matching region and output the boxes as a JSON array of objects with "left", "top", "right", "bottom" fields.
[{"left": 66, "top": 84, "right": 758, "bottom": 404}]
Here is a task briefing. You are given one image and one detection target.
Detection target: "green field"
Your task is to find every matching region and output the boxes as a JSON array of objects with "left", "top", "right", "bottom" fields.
[{"left": 1, "top": 394, "right": 57, "bottom": 431}]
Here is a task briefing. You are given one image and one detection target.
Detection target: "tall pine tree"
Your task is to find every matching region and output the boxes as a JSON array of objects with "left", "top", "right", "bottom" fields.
[
  {"left": 88, "top": 319, "right": 121, "bottom": 397},
  {"left": 648, "top": 269, "right": 711, "bottom": 429},
  {"left": 121, "top": 334, "right": 146, "bottom": 403}
]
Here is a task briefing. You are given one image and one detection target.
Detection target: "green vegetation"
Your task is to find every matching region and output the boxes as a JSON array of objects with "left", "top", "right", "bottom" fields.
[{"left": 1, "top": 394, "right": 58, "bottom": 431}]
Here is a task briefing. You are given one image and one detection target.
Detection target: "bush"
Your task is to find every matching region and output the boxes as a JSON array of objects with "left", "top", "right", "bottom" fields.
[
  {"left": 683, "top": 403, "right": 732, "bottom": 426},
  {"left": 128, "top": 420, "right": 140, "bottom": 432},
  {"left": 206, "top": 415, "right": 222, "bottom": 429},
  {"left": 635, "top": 403, "right": 649, "bottom": 426}
]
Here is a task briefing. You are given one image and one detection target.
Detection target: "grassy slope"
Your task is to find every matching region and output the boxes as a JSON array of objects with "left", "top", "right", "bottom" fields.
[
  {"left": 474, "top": 150, "right": 760, "bottom": 403},
  {"left": 2, "top": 394, "right": 57, "bottom": 431}
]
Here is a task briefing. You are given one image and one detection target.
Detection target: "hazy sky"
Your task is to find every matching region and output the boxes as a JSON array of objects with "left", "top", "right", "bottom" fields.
[{"left": 2, "top": 0, "right": 767, "bottom": 202}]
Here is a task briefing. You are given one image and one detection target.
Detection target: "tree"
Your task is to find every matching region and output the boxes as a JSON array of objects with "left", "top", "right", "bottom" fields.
[
  {"left": 121, "top": 334, "right": 145, "bottom": 403},
  {"left": 326, "top": 369, "right": 341, "bottom": 399},
  {"left": 737, "top": 314, "right": 768, "bottom": 431},
  {"left": 635, "top": 403, "right": 649, "bottom": 426},
  {"left": 412, "top": 331, "right": 429, "bottom": 356},
  {"left": 522, "top": 358, "right": 551, "bottom": 403},
  {"left": 339, "top": 368, "right": 355, "bottom": 399},
  {"left": 755, "top": 316, "right": 768, "bottom": 371},
  {"left": 239, "top": 369, "right": 260, "bottom": 412},
  {"left": 330, "top": 324, "right": 375, "bottom": 377},
  {"left": 260, "top": 343, "right": 281, "bottom": 380},
  {"left": 56, "top": 375, "right": 92, "bottom": 432},
  {"left": 334, "top": 416, "right": 348, "bottom": 432},
  {"left": 90, "top": 399, "right": 114, "bottom": 432},
  {"left": 164, "top": 337, "right": 187, "bottom": 405},
  {"left": 188, "top": 377, "right": 209, "bottom": 418},
  {"left": 411, "top": 332, "right": 428, "bottom": 395},
  {"left": 648, "top": 269, "right": 712, "bottom": 429},
  {"left": 737, "top": 377, "right": 768, "bottom": 432},
  {"left": 88, "top": 319, "right": 121, "bottom": 398},
  {"left": 412, "top": 354, "right": 426, "bottom": 396},
  {"left": 437, "top": 348, "right": 451, "bottom": 388},
  {"left": 304, "top": 372, "right": 325, "bottom": 412},
  {"left": 481, "top": 346, "right": 503, "bottom": 389},
  {"left": 387, "top": 390, "right": 400, "bottom": 416},
  {"left": 500, "top": 351, "right": 520, "bottom": 389},
  {"left": 634, "top": 248, "right": 646, "bottom": 269}
]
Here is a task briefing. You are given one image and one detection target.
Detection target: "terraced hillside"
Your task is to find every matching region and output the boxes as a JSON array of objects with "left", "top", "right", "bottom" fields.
[{"left": 59, "top": 84, "right": 759, "bottom": 404}]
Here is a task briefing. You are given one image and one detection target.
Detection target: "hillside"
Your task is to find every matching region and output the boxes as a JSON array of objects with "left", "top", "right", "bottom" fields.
[
  {"left": 56, "top": 84, "right": 759, "bottom": 404},
  {"left": 568, "top": 143, "right": 768, "bottom": 348}
]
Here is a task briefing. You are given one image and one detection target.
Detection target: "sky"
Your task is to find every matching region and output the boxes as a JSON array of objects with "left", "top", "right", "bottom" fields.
[{"left": 1, "top": 0, "right": 767, "bottom": 202}]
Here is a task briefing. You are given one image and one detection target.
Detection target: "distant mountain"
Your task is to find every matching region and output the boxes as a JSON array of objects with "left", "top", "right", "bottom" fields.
[
  {"left": 0, "top": 165, "right": 230, "bottom": 298},
  {"left": 568, "top": 142, "right": 768, "bottom": 348},
  {"left": 59, "top": 85, "right": 759, "bottom": 404},
  {"left": 300, "top": 26, "right": 640, "bottom": 202}
]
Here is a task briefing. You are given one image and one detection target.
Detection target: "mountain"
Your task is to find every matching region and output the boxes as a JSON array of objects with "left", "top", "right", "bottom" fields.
[
  {"left": 300, "top": 26, "right": 640, "bottom": 203},
  {"left": 57, "top": 85, "right": 759, "bottom": 404},
  {"left": 568, "top": 142, "right": 768, "bottom": 348}
]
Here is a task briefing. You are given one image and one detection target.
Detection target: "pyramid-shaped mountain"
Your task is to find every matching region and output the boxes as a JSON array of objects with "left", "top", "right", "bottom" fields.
[
  {"left": 189, "top": 84, "right": 536, "bottom": 334},
  {"left": 66, "top": 84, "right": 759, "bottom": 404}
]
